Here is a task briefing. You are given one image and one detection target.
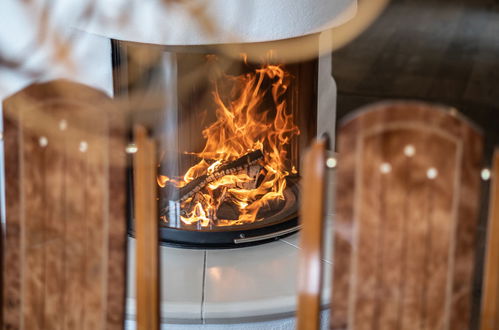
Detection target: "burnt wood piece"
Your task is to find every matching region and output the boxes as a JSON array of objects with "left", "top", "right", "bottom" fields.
[
  {"left": 2, "top": 80, "right": 127, "bottom": 330},
  {"left": 297, "top": 139, "right": 327, "bottom": 330},
  {"left": 159, "top": 149, "right": 264, "bottom": 215},
  {"left": 481, "top": 149, "right": 499, "bottom": 330},
  {"left": 331, "top": 101, "right": 483, "bottom": 330}
]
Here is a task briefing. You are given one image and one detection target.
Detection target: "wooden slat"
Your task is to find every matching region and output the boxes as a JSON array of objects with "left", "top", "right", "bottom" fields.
[
  {"left": 22, "top": 128, "right": 46, "bottom": 330},
  {"left": 400, "top": 180, "right": 429, "bottom": 330},
  {"left": 63, "top": 118, "right": 86, "bottom": 330},
  {"left": 2, "top": 80, "right": 127, "bottom": 330},
  {"left": 396, "top": 132, "right": 455, "bottom": 330},
  {"left": 331, "top": 101, "right": 483, "bottom": 330},
  {"left": 133, "top": 125, "right": 159, "bottom": 330},
  {"left": 375, "top": 132, "right": 405, "bottom": 330},
  {"left": 481, "top": 149, "right": 499, "bottom": 330},
  {"left": 450, "top": 119, "right": 484, "bottom": 330},
  {"left": 3, "top": 113, "right": 22, "bottom": 330},
  {"left": 353, "top": 134, "right": 382, "bottom": 330},
  {"left": 42, "top": 113, "right": 66, "bottom": 330},
  {"left": 106, "top": 109, "right": 127, "bottom": 330},
  {"left": 297, "top": 139, "right": 327, "bottom": 330},
  {"left": 82, "top": 114, "right": 108, "bottom": 330},
  {"left": 425, "top": 137, "right": 455, "bottom": 330},
  {"left": 330, "top": 119, "right": 357, "bottom": 330}
]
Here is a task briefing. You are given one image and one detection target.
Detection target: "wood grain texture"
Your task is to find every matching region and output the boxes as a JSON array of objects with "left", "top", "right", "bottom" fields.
[
  {"left": 43, "top": 119, "right": 65, "bottom": 330},
  {"left": 133, "top": 125, "right": 159, "bottom": 330},
  {"left": 297, "top": 139, "right": 327, "bottom": 330},
  {"left": 2, "top": 80, "right": 127, "bottom": 330},
  {"left": 481, "top": 150, "right": 499, "bottom": 330},
  {"left": 3, "top": 109, "right": 22, "bottom": 330},
  {"left": 106, "top": 94, "right": 128, "bottom": 330},
  {"left": 331, "top": 101, "right": 483, "bottom": 330}
]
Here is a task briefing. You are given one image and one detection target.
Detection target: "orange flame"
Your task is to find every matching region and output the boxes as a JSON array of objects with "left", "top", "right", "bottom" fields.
[
  {"left": 157, "top": 175, "right": 170, "bottom": 188},
  {"left": 161, "top": 60, "right": 299, "bottom": 227}
]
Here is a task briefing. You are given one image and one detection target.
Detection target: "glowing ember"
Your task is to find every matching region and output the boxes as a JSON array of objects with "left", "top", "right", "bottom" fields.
[{"left": 159, "top": 60, "right": 299, "bottom": 227}]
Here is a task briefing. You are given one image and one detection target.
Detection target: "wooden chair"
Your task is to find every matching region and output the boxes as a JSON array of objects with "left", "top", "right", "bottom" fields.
[
  {"left": 1, "top": 80, "right": 162, "bottom": 330},
  {"left": 331, "top": 101, "right": 484, "bottom": 330},
  {"left": 481, "top": 149, "right": 499, "bottom": 330},
  {"left": 1, "top": 80, "right": 128, "bottom": 330}
]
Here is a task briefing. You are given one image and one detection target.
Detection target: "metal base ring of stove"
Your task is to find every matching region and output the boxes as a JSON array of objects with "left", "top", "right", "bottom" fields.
[{"left": 157, "top": 216, "right": 300, "bottom": 249}]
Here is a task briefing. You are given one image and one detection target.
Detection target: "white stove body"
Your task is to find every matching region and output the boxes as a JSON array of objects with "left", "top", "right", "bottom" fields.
[
  {"left": 78, "top": 0, "right": 356, "bottom": 46},
  {"left": 81, "top": 0, "right": 356, "bottom": 145},
  {"left": 112, "top": 0, "right": 356, "bottom": 324}
]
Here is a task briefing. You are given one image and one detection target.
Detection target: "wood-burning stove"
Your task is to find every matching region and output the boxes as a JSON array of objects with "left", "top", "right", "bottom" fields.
[{"left": 112, "top": 38, "right": 320, "bottom": 248}]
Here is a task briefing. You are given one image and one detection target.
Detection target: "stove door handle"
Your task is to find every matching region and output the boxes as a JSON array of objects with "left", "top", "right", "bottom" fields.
[{"left": 233, "top": 225, "right": 301, "bottom": 244}]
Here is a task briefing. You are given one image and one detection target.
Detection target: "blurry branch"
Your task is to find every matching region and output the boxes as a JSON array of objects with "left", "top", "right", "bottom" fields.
[
  {"left": 1, "top": 0, "right": 389, "bottom": 88},
  {"left": 164, "top": 0, "right": 218, "bottom": 37},
  {"left": 0, "top": 56, "right": 44, "bottom": 78},
  {"left": 1, "top": 0, "right": 389, "bottom": 81},
  {"left": 0, "top": 0, "right": 99, "bottom": 79},
  {"left": 1, "top": 0, "right": 390, "bottom": 169}
]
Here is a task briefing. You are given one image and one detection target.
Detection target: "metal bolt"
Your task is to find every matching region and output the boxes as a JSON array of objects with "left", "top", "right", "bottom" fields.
[
  {"left": 326, "top": 157, "right": 337, "bottom": 169},
  {"left": 59, "top": 119, "right": 67, "bottom": 131},
  {"left": 403, "top": 144, "right": 416, "bottom": 157},
  {"left": 125, "top": 143, "right": 138, "bottom": 154},
  {"left": 380, "top": 162, "right": 391, "bottom": 174},
  {"left": 427, "top": 167, "right": 438, "bottom": 180},
  {"left": 39, "top": 136, "right": 48, "bottom": 147},
  {"left": 481, "top": 168, "right": 491, "bottom": 181},
  {"left": 79, "top": 141, "right": 88, "bottom": 153}
]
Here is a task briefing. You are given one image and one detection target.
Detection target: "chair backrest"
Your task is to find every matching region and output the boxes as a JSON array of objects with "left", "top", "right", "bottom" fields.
[
  {"left": 331, "top": 101, "right": 484, "bottom": 330},
  {"left": 2, "top": 80, "right": 127, "bottom": 330},
  {"left": 481, "top": 149, "right": 499, "bottom": 330}
]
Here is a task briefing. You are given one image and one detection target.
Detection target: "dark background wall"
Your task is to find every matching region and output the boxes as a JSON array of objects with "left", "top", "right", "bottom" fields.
[{"left": 333, "top": 0, "right": 499, "bottom": 163}]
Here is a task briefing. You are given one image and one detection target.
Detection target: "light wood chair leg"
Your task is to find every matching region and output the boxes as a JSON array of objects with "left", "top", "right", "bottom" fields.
[
  {"left": 481, "top": 149, "right": 499, "bottom": 330},
  {"left": 133, "top": 125, "right": 160, "bottom": 330},
  {"left": 297, "top": 139, "right": 327, "bottom": 330}
]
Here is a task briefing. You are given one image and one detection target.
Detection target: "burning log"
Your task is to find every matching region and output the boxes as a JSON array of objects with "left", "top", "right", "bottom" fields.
[
  {"left": 179, "top": 149, "right": 264, "bottom": 200},
  {"left": 159, "top": 149, "right": 264, "bottom": 217}
]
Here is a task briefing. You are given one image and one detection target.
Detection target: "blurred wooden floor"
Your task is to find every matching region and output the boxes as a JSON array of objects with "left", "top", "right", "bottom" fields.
[{"left": 333, "top": 0, "right": 499, "bottom": 161}]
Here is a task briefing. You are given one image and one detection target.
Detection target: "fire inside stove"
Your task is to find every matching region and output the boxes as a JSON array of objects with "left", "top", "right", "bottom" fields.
[{"left": 157, "top": 62, "right": 300, "bottom": 229}]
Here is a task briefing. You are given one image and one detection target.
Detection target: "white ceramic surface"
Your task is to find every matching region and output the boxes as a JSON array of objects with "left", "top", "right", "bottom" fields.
[
  {"left": 203, "top": 230, "right": 333, "bottom": 322},
  {"left": 203, "top": 239, "right": 300, "bottom": 321},
  {"left": 126, "top": 211, "right": 335, "bottom": 323},
  {"left": 75, "top": 0, "right": 356, "bottom": 46},
  {"left": 126, "top": 238, "right": 206, "bottom": 321},
  {"left": 126, "top": 237, "right": 333, "bottom": 323}
]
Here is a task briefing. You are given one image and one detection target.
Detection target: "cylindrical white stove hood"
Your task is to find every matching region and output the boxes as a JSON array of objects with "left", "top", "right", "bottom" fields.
[{"left": 77, "top": 0, "right": 356, "bottom": 45}]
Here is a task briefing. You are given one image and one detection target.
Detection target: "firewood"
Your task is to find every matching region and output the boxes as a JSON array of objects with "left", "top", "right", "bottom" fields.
[{"left": 159, "top": 149, "right": 264, "bottom": 217}]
